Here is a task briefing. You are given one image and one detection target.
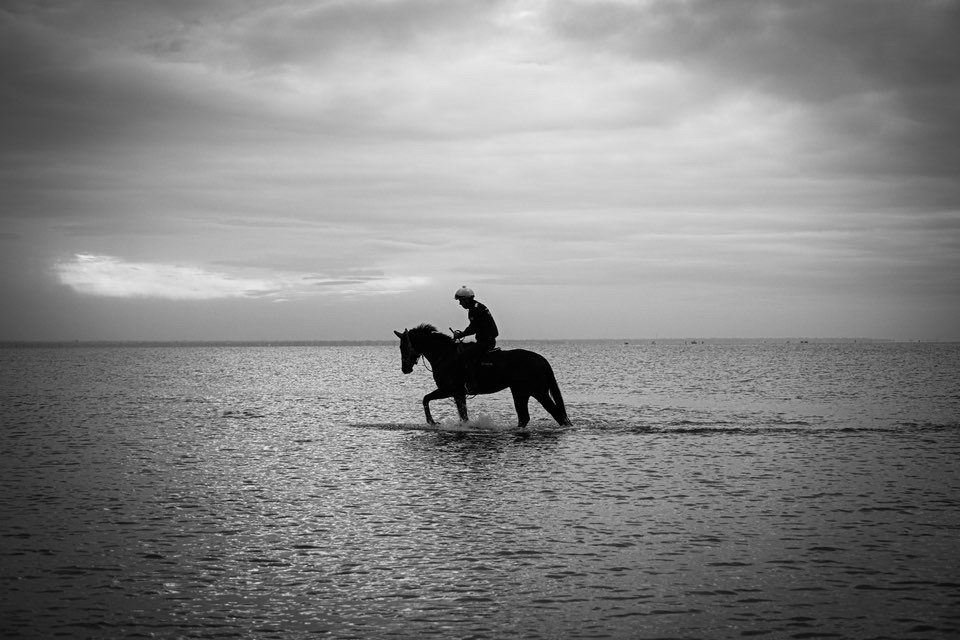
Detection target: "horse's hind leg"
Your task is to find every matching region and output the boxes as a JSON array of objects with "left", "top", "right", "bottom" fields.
[
  {"left": 532, "top": 390, "right": 565, "bottom": 425},
  {"left": 511, "top": 388, "right": 531, "bottom": 428}
]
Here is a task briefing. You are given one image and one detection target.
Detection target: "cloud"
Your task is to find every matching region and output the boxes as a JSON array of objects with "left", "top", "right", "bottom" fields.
[
  {"left": 55, "top": 254, "right": 280, "bottom": 299},
  {"left": 545, "top": 0, "right": 960, "bottom": 187},
  {"left": 54, "top": 254, "right": 429, "bottom": 300},
  {"left": 2, "top": 1, "right": 958, "bottom": 340}
]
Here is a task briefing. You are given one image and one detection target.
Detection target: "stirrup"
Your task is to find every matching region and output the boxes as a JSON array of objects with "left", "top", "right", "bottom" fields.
[{"left": 464, "top": 375, "right": 479, "bottom": 394}]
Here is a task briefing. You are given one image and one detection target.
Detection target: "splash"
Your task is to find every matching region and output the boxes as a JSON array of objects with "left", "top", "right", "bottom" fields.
[{"left": 435, "top": 414, "right": 509, "bottom": 432}]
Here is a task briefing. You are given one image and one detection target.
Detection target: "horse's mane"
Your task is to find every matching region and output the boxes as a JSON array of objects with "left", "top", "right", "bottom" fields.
[{"left": 408, "top": 323, "right": 454, "bottom": 349}]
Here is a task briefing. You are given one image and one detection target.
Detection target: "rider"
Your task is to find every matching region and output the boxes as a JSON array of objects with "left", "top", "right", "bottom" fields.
[{"left": 452, "top": 286, "right": 498, "bottom": 390}]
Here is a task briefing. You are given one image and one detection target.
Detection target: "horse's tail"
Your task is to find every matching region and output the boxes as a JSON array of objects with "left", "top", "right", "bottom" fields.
[{"left": 548, "top": 367, "right": 571, "bottom": 426}]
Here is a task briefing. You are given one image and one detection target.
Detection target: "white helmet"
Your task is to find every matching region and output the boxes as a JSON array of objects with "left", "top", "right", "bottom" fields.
[{"left": 454, "top": 285, "right": 475, "bottom": 300}]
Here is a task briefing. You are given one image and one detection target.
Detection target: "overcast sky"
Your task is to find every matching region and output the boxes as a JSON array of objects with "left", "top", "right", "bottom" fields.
[{"left": 2, "top": 0, "right": 958, "bottom": 341}]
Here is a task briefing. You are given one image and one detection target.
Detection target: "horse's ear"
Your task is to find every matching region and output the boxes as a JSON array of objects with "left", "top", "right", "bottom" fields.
[{"left": 394, "top": 330, "right": 404, "bottom": 339}]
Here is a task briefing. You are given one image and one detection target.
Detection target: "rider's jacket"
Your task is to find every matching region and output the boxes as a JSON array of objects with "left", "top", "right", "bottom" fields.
[{"left": 464, "top": 301, "right": 499, "bottom": 343}]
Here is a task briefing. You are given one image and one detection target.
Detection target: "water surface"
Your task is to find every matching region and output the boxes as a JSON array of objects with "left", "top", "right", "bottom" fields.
[{"left": 2, "top": 342, "right": 958, "bottom": 638}]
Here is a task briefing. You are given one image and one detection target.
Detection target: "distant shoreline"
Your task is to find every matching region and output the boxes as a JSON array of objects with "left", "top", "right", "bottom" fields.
[{"left": 2, "top": 338, "right": 950, "bottom": 348}]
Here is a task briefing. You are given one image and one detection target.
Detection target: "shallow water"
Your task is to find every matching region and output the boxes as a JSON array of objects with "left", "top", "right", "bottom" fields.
[{"left": 2, "top": 342, "right": 959, "bottom": 638}]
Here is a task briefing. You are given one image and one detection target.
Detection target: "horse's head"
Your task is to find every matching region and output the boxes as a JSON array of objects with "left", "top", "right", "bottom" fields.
[{"left": 393, "top": 329, "right": 418, "bottom": 374}]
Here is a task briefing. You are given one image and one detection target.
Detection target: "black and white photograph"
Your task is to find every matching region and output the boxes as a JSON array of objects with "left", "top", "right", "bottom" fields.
[{"left": 2, "top": 1, "right": 959, "bottom": 638}]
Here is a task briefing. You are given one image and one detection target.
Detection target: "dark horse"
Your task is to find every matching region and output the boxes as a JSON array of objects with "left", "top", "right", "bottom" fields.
[{"left": 394, "top": 324, "right": 571, "bottom": 428}]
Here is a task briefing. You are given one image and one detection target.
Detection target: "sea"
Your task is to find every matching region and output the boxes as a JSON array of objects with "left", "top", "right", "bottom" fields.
[{"left": 1, "top": 340, "right": 959, "bottom": 639}]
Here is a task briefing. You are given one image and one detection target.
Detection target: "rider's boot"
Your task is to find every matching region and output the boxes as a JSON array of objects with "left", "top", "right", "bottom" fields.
[{"left": 464, "top": 365, "right": 479, "bottom": 394}]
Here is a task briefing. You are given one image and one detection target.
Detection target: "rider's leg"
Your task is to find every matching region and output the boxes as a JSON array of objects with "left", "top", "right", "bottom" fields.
[{"left": 459, "top": 343, "right": 479, "bottom": 392}]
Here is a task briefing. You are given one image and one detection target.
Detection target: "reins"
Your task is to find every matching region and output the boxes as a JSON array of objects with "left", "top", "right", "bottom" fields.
[
  {"left": 419, "top": 353, "right": 432, "bottom": 373},
  {"left": 408, "top": 327, "right": 458, "bottom": 375}
]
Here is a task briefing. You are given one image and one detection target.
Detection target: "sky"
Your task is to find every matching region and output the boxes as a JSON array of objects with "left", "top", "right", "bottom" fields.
[{"left": 2, "top": 0, "right": 959, "bottom": 341}]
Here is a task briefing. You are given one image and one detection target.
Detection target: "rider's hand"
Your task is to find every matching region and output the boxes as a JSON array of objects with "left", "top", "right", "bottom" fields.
[{"left": 452, "top": 330, "right": 462, "bottom": 340}]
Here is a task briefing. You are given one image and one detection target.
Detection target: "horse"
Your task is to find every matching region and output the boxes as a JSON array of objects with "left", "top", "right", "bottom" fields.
[{"left": 393, "top": 323, "right": 571, "bottom": 428}]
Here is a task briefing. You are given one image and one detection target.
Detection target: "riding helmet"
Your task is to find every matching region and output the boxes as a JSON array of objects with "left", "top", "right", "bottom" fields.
[{"left": 454, "top": 286, "right": 475, "bottom": 300}]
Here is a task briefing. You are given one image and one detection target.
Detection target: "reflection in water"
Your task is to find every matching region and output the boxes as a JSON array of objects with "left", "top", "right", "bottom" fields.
[{"left": 1, "top": 343, "right": 959, "bottom": 638}]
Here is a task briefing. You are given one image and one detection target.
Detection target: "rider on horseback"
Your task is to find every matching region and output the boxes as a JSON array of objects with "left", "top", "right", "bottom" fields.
[{"left": 452, "top": 286, "right": 498, "bottom": 392}]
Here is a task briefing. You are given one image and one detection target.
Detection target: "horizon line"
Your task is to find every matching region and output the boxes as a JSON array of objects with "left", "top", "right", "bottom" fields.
[{"left": 0, "top": 337, "right": 951, "bottom": 347}]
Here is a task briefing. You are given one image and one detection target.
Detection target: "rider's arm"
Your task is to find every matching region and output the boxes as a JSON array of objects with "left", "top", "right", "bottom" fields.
[{"left": 455, "top": 310, "right": 478, "bottom": 339}]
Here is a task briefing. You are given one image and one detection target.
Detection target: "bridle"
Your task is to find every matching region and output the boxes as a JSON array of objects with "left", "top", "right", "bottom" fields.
[
  {"left": 400, "top": 327, "right": 462, "bottom": 374},
  {"left": 402, "top": 336, "right": 431, "bottom": 373}
]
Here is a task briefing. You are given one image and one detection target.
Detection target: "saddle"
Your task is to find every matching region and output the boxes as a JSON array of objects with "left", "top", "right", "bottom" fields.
[
  {"left": 458, "top": 345, "right": 500, "bottom": 393},
  {"left": 476, "top": 346, "right": 500, "bottom": 363},
  {"left": 455, "top": 343, "right": 500, "bottom": 359}
]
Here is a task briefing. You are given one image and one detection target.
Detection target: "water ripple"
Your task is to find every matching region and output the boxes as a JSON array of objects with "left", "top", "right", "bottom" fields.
[{"left": 1, "top": 343, "right": 959, "bottom": 638}]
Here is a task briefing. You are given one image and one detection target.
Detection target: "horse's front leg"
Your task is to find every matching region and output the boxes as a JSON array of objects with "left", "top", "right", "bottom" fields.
[{"left": 422, "top": 388, "right": 451, "bottom": 426}]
